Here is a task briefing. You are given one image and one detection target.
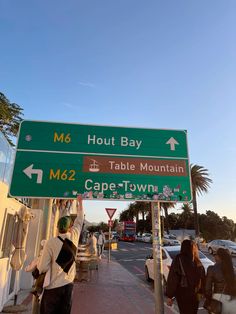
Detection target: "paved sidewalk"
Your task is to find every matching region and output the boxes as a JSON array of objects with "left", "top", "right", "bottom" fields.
[
  {"left": 72, "top": 257, "right": 177, "bottom": 314},
  {"left": 1, "top": 257, "right": 178, "bottom": 314}
]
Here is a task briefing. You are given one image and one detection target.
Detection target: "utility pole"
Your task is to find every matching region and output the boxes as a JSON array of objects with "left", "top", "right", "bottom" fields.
[{"left": 151, "top": 202, "right": 164, "bottom": 314}]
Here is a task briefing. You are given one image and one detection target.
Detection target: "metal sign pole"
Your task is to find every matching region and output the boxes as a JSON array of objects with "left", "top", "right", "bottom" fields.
[
  {"left": 151, "top": 202, "right": 164, "bottom": 314},
  {"left": 108, "top": 225, "right": 111, "bottom": 262}
]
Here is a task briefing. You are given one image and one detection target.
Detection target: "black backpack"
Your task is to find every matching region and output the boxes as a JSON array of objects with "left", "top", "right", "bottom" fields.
[{"left": 56, "top": 236, "right": 77, "bottom": 273}]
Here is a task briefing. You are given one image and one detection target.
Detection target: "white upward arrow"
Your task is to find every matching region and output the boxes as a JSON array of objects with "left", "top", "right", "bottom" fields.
[
  {"left": 23, "top": 164, "right": 43, "bottom": 184},
  {"left": 166, "top": 137, "right": 179, "bottom": 151}
]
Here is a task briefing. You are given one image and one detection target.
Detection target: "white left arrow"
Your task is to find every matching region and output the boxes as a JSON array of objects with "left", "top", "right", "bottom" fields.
[
  {"left": 166, "top": 137, "right": 179, "bottom": 151},
  {"left": 23, "top": 164, "right": 43, "bottom": 184}
]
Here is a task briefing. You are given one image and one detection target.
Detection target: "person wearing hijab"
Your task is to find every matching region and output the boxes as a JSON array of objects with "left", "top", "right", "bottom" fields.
[{"left": 166, "top": 239, "right": 205, "bottom": 314}]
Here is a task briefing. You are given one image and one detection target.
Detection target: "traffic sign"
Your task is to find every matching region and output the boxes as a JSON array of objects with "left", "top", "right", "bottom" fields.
[
  {"left": 108, "top": 220, "right": 113, "bottom": 228},
  {"left": 106, "top": 208, "right": 117, "bottom": 219},
  {"left": 9, "top": 120, "right": 192, "bottom": 201},
  {"left": 16, "top": 120, "right": 188, "bottom": 157}
]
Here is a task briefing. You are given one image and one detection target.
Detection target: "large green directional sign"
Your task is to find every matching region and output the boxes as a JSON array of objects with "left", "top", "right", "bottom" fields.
[{"left": 9, "top": 120, "right": 192, "bottom": 201}]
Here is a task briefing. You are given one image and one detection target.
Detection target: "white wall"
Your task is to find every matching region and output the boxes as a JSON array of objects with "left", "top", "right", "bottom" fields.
[
  {"left": 0, "top": 258, "right": 10, "bottom": 310},
  {"left": 0, "top": 182, "right": 26, "bottom": 310},
  {"left": 0, "top": 182, "right": 44, "bottom": 310},
  {"left": 20, "top": 209, "right": 43, "bottom": 290}
]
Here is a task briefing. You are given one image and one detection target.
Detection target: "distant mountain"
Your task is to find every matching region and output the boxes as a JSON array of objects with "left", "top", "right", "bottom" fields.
[
  {"left": 70, "top": 215, "right": 98, "bottom": 227},
  {"left": 84, "top": 219, "right": 98, "bottom": 227}
]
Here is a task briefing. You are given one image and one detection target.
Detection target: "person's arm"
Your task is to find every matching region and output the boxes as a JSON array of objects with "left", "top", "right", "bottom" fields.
[
  {"left": 199, "top": 264, "right": 206, "bottom": 295},
  {"left": 70, "top": 195, "right": 84, "bottom": 243},
  {"left": 24, "top": 258, "right": 38, "bottom": 272},
  {"left": 205, "top": 266, "right": 214, "bottom": 299},
  {"left": 166, "top": 256, "right": 180, "bottom": 301}
]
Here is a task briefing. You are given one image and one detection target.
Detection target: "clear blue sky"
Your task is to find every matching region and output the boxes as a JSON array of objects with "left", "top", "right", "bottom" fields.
[{"left": 1, "top": 1, "right": 235, "bottom": 223}]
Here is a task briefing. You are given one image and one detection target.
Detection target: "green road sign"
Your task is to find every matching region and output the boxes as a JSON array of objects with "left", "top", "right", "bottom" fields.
[{"left": 9, "top": 120, "right": 192, "bottom": 201}]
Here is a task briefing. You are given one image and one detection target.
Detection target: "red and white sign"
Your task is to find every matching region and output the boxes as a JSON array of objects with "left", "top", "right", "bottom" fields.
[
  {"left": 108, "top": 220, "right": 113, "bottom": 227},
  {"left": 105, "top": 208, "right": 116, "bottom": 219}
]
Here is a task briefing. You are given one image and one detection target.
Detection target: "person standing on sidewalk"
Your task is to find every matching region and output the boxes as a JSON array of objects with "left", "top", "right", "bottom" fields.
[
  {"left": 38, "top": 195, "right": 84, "bottom": 314},
  {"left": 97, "top": 230, "right": 105, "bottom": 259},
  {"left": 87, "top": 232, "right": 97, "bottom": 257}
]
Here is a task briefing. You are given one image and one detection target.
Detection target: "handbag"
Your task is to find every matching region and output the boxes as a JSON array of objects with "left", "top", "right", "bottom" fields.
[
  {"left": 203, "top": 298, "right": 222, "bottom": 314},
  {"left": 31, "top": 268, "right": 46, "bottom": 297},
  {"left": 203, "top": 284, "right": 225, "bottom": 314},
  {"left": 179, "top": 257, "right": 188, "bottom": 288}
]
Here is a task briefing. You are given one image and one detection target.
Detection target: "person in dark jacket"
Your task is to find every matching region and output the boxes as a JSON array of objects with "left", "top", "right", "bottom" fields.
[
  {"left": 205, "top": 248, "right": 236, "bottom": 314},
  {"left": 166, "top": 239, "right": 205, "bottom": 314}
]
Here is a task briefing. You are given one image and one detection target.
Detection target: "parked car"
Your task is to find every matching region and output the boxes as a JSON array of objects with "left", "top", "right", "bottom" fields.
[
  {"left": 136, "top": 234, "right": 143, "bottom": 242},
  {"left": 111, "top": 231, "right": 120, "bottom": 241},
  {"left": 142, "top": 233, "right": 152, "bottom": 243},
  {"left": 207, "top": 239, "right": 236, "bottom": 256},
  {"left": 162, "top": 234, "right": 181, "bottom": 246},
  {"left": 145, "top": 245, "right": 214, "bottom": 286}
]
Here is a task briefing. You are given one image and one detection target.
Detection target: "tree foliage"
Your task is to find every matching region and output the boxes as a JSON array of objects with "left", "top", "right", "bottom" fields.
[
  {"left": 160, "top": 202, "right": 175, "bottom": 234},
  {"left": 178, "top": 203, "right": 194, "bottom": 230},
  {"left": 120, "top": 202, "right": 150, "bottom": 223},
  {"left": 87, "top": 221, "right": 109, "bottom": 233},
  {"left": 119, "top": 209, "right": 134, "bottom": 221},
  {"left": 119, "top": 202, "right": 235, "bottom": 241},
  {"left": 0, "top": 92, "right": 23, "bottom": 145},
  {"left": 200, "top": 211, "right": 235, "bottom": 241},
  {"left": 191, "top": 164, "right": 212, "bottom": 236}
]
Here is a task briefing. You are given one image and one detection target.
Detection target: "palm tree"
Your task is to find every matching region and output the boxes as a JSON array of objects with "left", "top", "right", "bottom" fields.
[
  {"left": 134, "top": 201, "right": 150, "bottom": 221},
  {"left": 119, "top": 209, "right": 134, "bottom": 221},
  {"left": 180, "top": 203, "right": 193, "bottom": 230},
  {"left": 126, "top": 202, "right": 150, "bottom": 223},
  {"left": 160, "top": 202, "right": 175, "bottom": 234},
  {"left": 191, "top": 164, "right": 212, "bottom": 237},
  {"left": 127, "top": 203, "right": 138, "bottom": 222}
]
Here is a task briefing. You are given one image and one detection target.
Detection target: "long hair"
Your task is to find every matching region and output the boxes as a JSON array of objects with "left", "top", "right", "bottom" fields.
[
  {"left": 216, "top": 248, "right": 235, "bottom": 294},
  {"left": 192, "top": 241, "right": 202, "bottom": 267},
  {"left": 180, "top": 239, "right": 193, "bottom": 260},
  {"left": 180, "top": 239, "right": 202, "bottom": 289}
]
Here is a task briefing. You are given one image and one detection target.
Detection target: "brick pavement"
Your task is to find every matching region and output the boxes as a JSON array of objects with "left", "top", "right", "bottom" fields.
[{"left": 1, "top": 257, "right": 178, "bottom": 314}]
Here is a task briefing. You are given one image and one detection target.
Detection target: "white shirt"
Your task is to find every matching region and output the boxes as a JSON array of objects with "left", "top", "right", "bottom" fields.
[
  {"left": 97, "top": 233, "right": 105, "bottom": 245},
  {"left": 38, "top": 214, "right": 83, "bottom": 289}
]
